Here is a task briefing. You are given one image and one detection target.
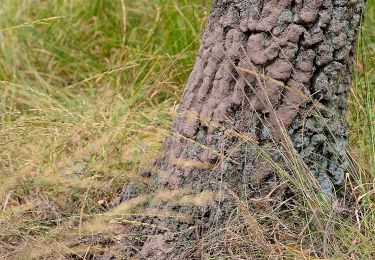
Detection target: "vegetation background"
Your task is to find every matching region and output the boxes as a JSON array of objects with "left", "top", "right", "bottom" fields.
[{"left": 0, "top": 0, "right": 373, "bottom": 258}]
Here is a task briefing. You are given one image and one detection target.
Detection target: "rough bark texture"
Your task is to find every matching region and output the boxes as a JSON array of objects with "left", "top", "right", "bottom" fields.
[{"left": 117, "top": 0, "right": 365, "bottom": 258}]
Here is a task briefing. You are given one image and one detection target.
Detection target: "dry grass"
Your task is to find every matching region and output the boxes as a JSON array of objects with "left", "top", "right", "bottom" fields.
[{"left": 0, "top": 0, "right": 374, "bottom": 258}]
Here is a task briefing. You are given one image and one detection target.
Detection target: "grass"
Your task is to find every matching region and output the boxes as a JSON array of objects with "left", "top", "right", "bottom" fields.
[{"left": 0, "top": 0, "right": 373, "bottom": 258}]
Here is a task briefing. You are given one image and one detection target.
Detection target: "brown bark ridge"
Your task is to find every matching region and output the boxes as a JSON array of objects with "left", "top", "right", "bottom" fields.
[{"left": 116, "top": 0, "right": 365, "bottom": 258}]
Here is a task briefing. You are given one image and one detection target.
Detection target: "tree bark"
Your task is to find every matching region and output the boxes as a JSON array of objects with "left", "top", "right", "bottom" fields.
[{"left": 118, "top": 0, "right": 365, "bottom": 258}]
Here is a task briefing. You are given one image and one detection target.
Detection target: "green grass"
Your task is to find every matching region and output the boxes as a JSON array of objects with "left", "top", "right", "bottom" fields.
[{"left": 0, "top": 0, "right": 373, "bottom": 258}]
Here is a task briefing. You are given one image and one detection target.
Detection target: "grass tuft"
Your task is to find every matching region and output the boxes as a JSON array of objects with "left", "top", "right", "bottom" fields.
[{"left": 0, "top": 0, "right": 374, "bottom": 258}]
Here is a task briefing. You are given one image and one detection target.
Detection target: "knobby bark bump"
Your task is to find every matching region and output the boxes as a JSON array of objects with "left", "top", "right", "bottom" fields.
[{"left": 117, "top": 0, "right": 365, "bottom": 258}]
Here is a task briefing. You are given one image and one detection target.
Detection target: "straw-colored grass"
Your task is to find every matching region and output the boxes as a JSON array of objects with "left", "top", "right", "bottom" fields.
[{"left": 0, "top": 0, "right": 373, "bottom": 258}]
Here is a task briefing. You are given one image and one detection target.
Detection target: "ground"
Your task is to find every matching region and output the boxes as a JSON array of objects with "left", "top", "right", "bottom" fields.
[{"left": 0, "top": 0, "right": 374, "bottom": 258}]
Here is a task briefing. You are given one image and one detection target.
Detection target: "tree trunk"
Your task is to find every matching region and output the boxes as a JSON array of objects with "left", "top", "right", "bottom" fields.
[{"left": 118, "top": 0, "right": 365, "bottom": 258}]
